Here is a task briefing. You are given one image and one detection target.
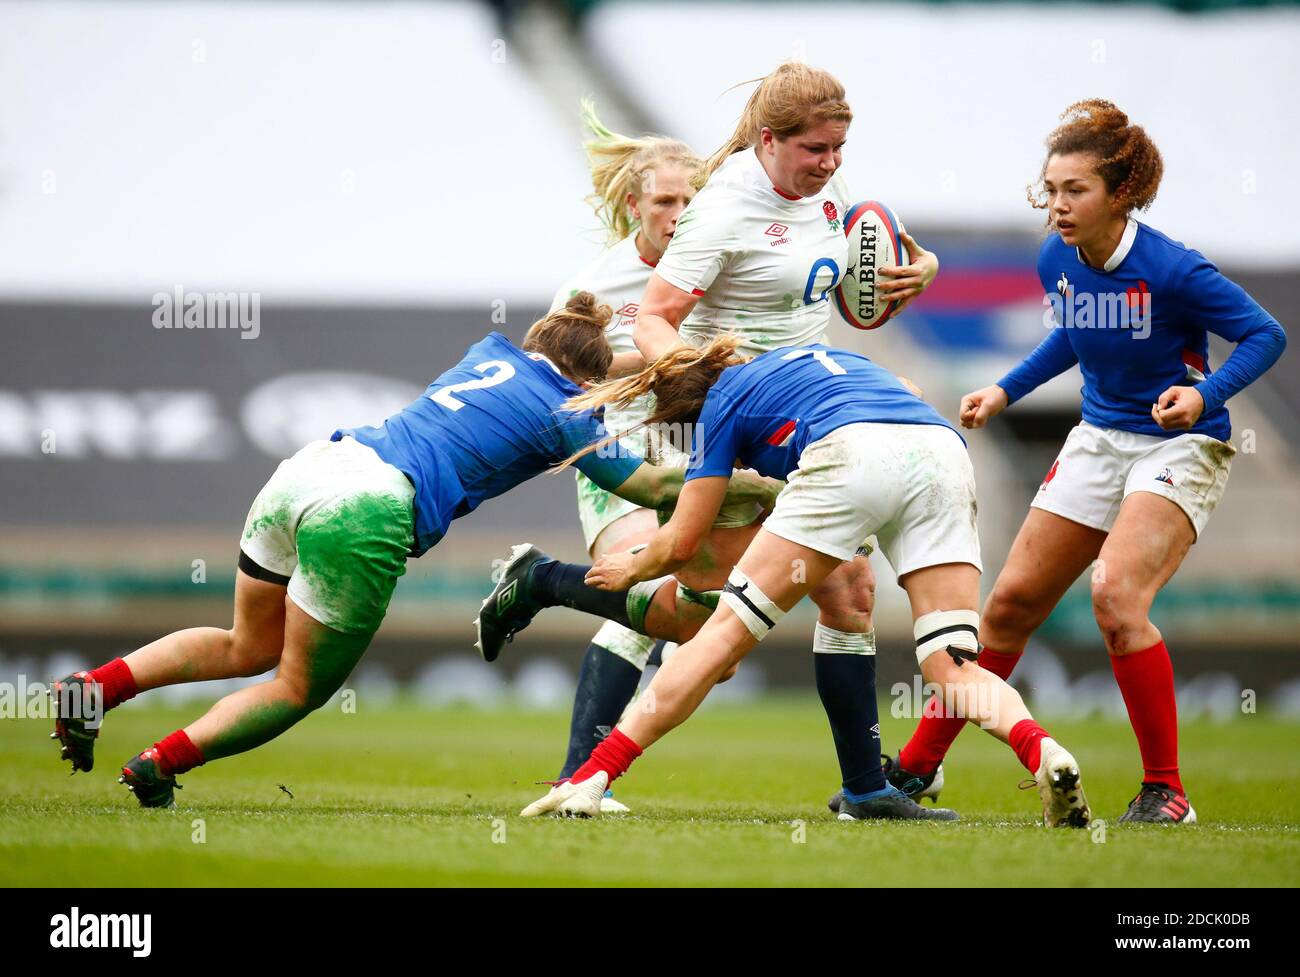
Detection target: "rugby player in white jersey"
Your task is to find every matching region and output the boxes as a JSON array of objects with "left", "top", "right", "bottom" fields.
[
  {"left": 633, "top": 62, "right": 942, "bottom": 818},
  {"left": 483, "top": 65, "right": 950, "bottom": 820},
  {"left": 534, "top": 103, "right": 937, "bottom": 819}
]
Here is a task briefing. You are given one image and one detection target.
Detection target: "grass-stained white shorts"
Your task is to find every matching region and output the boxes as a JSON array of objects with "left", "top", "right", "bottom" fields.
[
  {"left": 240, "top": 437, "right": 415, "bottom": 635},
  {"left": 763, "top": 421, "right": 982, "bottom": 574},
  {"left": 576, "top": 471, "right": 646, "bottom": 553},
  {"left": 576, "top": 398, "right": 653, "bottom": 551},
  {"left": 652, "top": 429, "right": 766, "bottom": 532},
  {"left": 1031, "top": 421, "right": 1234, "bottom": 540}
]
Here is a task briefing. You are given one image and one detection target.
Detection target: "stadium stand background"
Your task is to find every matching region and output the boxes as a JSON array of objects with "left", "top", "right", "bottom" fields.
[{"left": 2, "top": 0, "right": 1297, "bottom": 715}]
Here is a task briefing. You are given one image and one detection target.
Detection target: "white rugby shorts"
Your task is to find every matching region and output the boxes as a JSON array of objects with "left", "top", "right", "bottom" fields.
[
  {"left": 240, "top": 437, "right": 415, "bottom": 634},
  {"left": 762, "top": 422, "right": 982, "bottom": 574},
  {"left": 1031, "top": 421, "right": 1234, "bottom": 539}
]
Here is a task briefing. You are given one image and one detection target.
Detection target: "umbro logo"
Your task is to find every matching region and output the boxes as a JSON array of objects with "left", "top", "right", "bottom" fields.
[
  {"left": 497, "top": 580, "right": 517, "bottom": 613},
  {"left": 765, "top": 222, "right": 791, "bottom": 247},
  {"left": 615, "top": 302, "right": 639, "bottom": 323}
]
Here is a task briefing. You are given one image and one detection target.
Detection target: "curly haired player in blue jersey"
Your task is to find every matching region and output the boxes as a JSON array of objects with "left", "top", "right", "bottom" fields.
[
  {"left": 48, "top": 294, "right": 775, "bottom": 807},
  {"left": 517, "top": 339, "right": 1092, "bottom": 827},
  {"left": 893, "top": 100, "right": 1286, "bottom": 824}
]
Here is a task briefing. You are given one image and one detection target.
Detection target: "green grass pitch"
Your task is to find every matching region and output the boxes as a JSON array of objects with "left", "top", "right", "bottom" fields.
[{"left": 3, "top": 699, "right": 1298, "bottom": 887}]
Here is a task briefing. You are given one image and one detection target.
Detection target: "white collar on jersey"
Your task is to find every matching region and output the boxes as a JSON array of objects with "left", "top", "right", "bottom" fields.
[
  {"left": 526, "top": 350, "right": 563, "bottom": 376},
  {"left": 1077, "top": 217, "right": 1138, "bottom": 272},
  {"left": 714, "top": 148, "right": 794, "bottom": 198}
]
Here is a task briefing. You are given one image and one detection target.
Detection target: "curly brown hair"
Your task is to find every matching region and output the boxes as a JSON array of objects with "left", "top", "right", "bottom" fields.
[{"left": 1028, "top": 99, "right": 1163, "bottom": 216}]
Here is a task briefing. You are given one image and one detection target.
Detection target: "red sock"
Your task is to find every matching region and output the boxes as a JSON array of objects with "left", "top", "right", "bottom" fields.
[
  {"left": 152, "top": 730, "right": 204, "bottom": 777},
  {"left": 1110, "top": 639, "right": 1182, "bottom": 793},
  {"left": 1009, "top": 719, "right": 1048, "bottom": 774},
  {"left": 88, "top": 658, "right": 138, "bottom": 711},
  {"left": 899, "top": 647, "right": 1023, "bottom": 774},
  {"left": 569, "top": 728, "right": 642, "bottom": 785}
]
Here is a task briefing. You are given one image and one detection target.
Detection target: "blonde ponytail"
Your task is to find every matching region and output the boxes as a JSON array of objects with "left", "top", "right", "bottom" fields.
[
  {"left": 557, "top": 336, "right": 744, "bottom": 470},
  {"left": 698, "top": 62, "right": 853, "bottom": 188},
  {"left": 580, "top": 99, "right": 702, "bottom": 243}
]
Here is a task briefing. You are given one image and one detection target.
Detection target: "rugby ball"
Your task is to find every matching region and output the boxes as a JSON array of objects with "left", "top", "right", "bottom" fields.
[{"left": 834, "top": 200, "right": 910, "bottom": 330}]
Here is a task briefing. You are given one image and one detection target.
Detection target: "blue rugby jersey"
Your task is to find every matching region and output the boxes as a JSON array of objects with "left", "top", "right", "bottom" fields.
[
  {"left": 335, "top": 333, "right": 642, "bottom": 555},
  {"left": 997, "top": 220, "right": 1285, "bottom": 441},
  {"left": 686, "top": 344, "right": 960, "bottom": 482}
]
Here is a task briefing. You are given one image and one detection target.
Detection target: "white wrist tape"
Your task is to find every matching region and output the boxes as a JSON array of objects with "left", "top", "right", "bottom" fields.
[
  {"left": 720, "top": 568, "right": 785, "bottom": 641},
  {"left": 914, "top": 609, "right": 980, "bottom": 666}
]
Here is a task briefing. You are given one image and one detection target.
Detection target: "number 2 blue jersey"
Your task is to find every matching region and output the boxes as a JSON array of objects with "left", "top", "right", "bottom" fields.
[
  {"left": 687, "top": 345, "right": 960, "bottom": 482},
  {"left": 334, "top": 333, "right": 642, "bottom": 555}
]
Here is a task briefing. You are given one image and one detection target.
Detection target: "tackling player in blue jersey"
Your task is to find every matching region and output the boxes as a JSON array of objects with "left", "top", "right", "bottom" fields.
[
  {"left": 49, "top": 294, "right": 776, "bottom": 807},
  {"left": 517, "top": 339, "right": 1093, "bottom": 828},
  {"left": 896, "top": 99, "right": 1287, "bottom": 824}
]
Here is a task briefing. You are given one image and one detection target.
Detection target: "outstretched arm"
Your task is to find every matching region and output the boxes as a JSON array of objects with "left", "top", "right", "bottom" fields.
[
  {"left": 582, "top": 452, "right": 777, "bottom": 512},
  {"left": 586, "top": 477, "right": 729, "bottom": 590}
]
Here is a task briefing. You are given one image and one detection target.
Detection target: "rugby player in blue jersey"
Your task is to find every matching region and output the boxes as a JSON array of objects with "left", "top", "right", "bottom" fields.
[
  {"left": 516, "top": 339, "right": 1093, "bottom": 827},
  {"left": 49, "top": 294, "right": 776, "bottom": 807},
  {"left": 896, "top": 100, "right": 1286, "bottom": 824}
]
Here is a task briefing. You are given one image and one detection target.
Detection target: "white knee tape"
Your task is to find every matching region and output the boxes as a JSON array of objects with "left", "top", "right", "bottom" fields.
[
  {"left": 720, "top": 568, "right": 785, "bottom": 641},
  {"left": 593, "top": 620, "right": 656, "bottom": 670},
  {"left": 914, "top": 609, "right": 980, "bottom": 666},
  {"left": 813, "top": 623, "right": 876, "bottom": 655}
]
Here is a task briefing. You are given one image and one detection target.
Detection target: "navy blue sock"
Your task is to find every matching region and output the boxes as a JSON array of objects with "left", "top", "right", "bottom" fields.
[
  {"left": 815, "top": 651, "right": 887, "bottom": 796},
  {"left": 558, "top": 641, "right": 643, "bottom": 779},
  {"left": 530, "top": 560, "right": 631, "bottom": 627},
  {"left": 646, "top": 640, "right": 667, "bottom": 668}
]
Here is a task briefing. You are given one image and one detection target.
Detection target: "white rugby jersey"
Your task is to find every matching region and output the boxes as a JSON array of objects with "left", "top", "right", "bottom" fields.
[
  {"left": 550, "top": 233, "right": 658, "bottom": 440},
  {"left": 655, "top": 148, "right": 850, "bottom": 355},
  {"left": 550, "top": 233, "right": 656, "bottom": 358}
]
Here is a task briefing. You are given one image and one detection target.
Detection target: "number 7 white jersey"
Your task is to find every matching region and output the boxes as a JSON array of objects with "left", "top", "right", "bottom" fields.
[{"left": 655, "top": 149, "right": 850, "bottom": 356}]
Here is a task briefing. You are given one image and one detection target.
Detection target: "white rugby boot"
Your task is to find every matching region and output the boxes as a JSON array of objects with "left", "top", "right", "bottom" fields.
[
  {"left": 599, "top": 790, "right": 631, "bottom": 814},
  {"left": 1033, "top": 737, "right": 1092, "bottom": 828},
  {"left": 520, "top": 771, "right": 609, "bottom": 818}
]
